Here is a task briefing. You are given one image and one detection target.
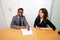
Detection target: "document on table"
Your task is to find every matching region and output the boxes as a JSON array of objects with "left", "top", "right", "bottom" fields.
[{"left": 21, "top": 28, "right": 33, "bottom": 36}]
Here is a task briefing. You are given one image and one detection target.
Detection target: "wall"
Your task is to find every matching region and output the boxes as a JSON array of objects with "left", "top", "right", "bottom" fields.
[
  {"left": 51, "top": 0, "right": 60, "bottom": 30},
  {"left": 1, "top": 0, "right": 19, "bottom": 27},
  {"left": 0, "top": 0, "right": 52, "bottom": 27},
  {"left": 0, "top": 0, "right": 6, "bottom": 29}
]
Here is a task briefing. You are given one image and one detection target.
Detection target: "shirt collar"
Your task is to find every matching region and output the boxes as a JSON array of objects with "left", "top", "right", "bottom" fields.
[{"left": 18, "top": 16, "right": 23, "bottom": 19}]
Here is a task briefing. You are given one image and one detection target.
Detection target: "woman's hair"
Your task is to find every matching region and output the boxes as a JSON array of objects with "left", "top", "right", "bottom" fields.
[{"left": 37, "top": 8, "right": 48, "bottom": 20}]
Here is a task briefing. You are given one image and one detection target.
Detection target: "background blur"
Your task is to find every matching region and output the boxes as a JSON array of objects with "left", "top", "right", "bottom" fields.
[{"left": 0, "top": 0, "right": 60, "bottom": 30}]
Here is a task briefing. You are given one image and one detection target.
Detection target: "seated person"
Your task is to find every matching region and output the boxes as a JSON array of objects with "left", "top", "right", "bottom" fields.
[
  {"left": 10, "top": 8, "right": 29, "bottom": 30},
  {"left": 34, "top": 8, "right": 56, "bottom": 30}
]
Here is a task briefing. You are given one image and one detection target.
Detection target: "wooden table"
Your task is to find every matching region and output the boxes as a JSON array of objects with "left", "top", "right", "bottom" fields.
[{"left": 0, "top": 27, "right": 60, "bottom": 40}]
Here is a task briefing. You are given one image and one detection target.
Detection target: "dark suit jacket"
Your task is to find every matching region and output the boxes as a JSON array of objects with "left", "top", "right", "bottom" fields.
[{"left": 34, "top": 18, "right": 56, "bottom": 30}]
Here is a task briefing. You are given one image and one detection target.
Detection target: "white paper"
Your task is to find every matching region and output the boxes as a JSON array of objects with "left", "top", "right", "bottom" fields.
[{"left": 21, "top": 28, "right": 33, "bottom": 36}]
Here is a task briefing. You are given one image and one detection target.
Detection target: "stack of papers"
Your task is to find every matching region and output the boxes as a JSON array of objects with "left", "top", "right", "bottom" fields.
[{"left": 21, "top": 28, "right": 33, "bottom": 36}]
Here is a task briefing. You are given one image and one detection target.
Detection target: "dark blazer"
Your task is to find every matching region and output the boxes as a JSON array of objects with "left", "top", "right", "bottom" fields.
[
  {"left": 10, "top": 15, "right": 29, "bottom": 28},
  {"left": 34, "top": 18, "right": 56, "bottom": 30}
]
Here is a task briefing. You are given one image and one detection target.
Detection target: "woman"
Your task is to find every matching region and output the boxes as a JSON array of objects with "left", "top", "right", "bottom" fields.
[{"left": 34, "top": 8, "right": 56, "bottom": 30}]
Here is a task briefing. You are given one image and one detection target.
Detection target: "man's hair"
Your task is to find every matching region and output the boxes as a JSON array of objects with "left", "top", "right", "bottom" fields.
[{"left": 18, "top": 8, "right": 24, "bottom": 11}]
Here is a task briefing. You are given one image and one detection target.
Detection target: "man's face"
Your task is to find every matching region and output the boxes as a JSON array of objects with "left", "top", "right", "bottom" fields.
[{"left": 17, "top": 10, "right": 23, "bottom": 16}]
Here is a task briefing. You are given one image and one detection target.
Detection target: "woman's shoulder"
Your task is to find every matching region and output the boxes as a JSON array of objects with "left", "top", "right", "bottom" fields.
[
  {"left": 46, "top": 19, "right": 49, "bottom": 20},
  {"left": 46, "top": 19, "right": 51, "bottom": 22},
  {"left": 35, "top": 17, "right": 40, "bottom": 21}
]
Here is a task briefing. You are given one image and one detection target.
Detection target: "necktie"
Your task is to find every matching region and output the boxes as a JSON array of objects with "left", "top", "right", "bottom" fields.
[{"left": 19, "top": 17, "right": 21, "bottom": 26}]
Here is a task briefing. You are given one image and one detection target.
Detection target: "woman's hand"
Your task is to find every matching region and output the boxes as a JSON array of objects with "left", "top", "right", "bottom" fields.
[{"left": 40, "top": 27, "right": 53, "bottom": 30}]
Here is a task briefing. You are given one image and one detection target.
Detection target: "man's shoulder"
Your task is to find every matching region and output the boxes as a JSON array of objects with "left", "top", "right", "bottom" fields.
[
  {"left": 22, "top": 15, "right": 25, "bottom": 18},
  {"left": 22, "top": 15, "right": 26, "bottom": 19},
  {"left": 13, "top": 15, "right": 18, "bottom": 18}
]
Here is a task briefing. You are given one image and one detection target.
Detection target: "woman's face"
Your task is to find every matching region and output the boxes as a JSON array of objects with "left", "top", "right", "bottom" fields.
[{"left": 39, "top": 10, "right": 44, "bottom": 18}]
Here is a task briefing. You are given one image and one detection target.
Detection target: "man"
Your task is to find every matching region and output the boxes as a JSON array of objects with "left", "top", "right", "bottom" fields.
[{"left": 10, "top": 8, "right": 30, "bottom": 30}]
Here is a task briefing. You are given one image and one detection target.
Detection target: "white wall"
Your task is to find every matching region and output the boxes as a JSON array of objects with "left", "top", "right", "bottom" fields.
[
  {"left": 0, "top": 0, "right": 52, "bottom": 27},
  {"left": 51, "top": 0, "right": 60, "bottom": 30},
  {"left": 18, "top": 0, "right": 52, "bottom": 27},
  {"left": 1, "top": 0, "right": 19, "bottom": 27},
  {"left": 0, "top": 0, "right": 6, "bottom": 29}
]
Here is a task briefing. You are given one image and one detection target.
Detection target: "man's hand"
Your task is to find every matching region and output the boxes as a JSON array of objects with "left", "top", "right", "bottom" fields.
[{"left": 27, "top": 26, "right": 30, "bottom": 31}]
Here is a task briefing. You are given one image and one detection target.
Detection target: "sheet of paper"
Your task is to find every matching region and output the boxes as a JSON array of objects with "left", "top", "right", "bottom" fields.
[{"left": 21, "top": 28, "right": 33, "bottom": 36}]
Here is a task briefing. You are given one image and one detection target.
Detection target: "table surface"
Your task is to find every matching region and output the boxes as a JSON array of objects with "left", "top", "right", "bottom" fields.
[{"left": 0, "top": 27, "right": 60, "bottom": 40}]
